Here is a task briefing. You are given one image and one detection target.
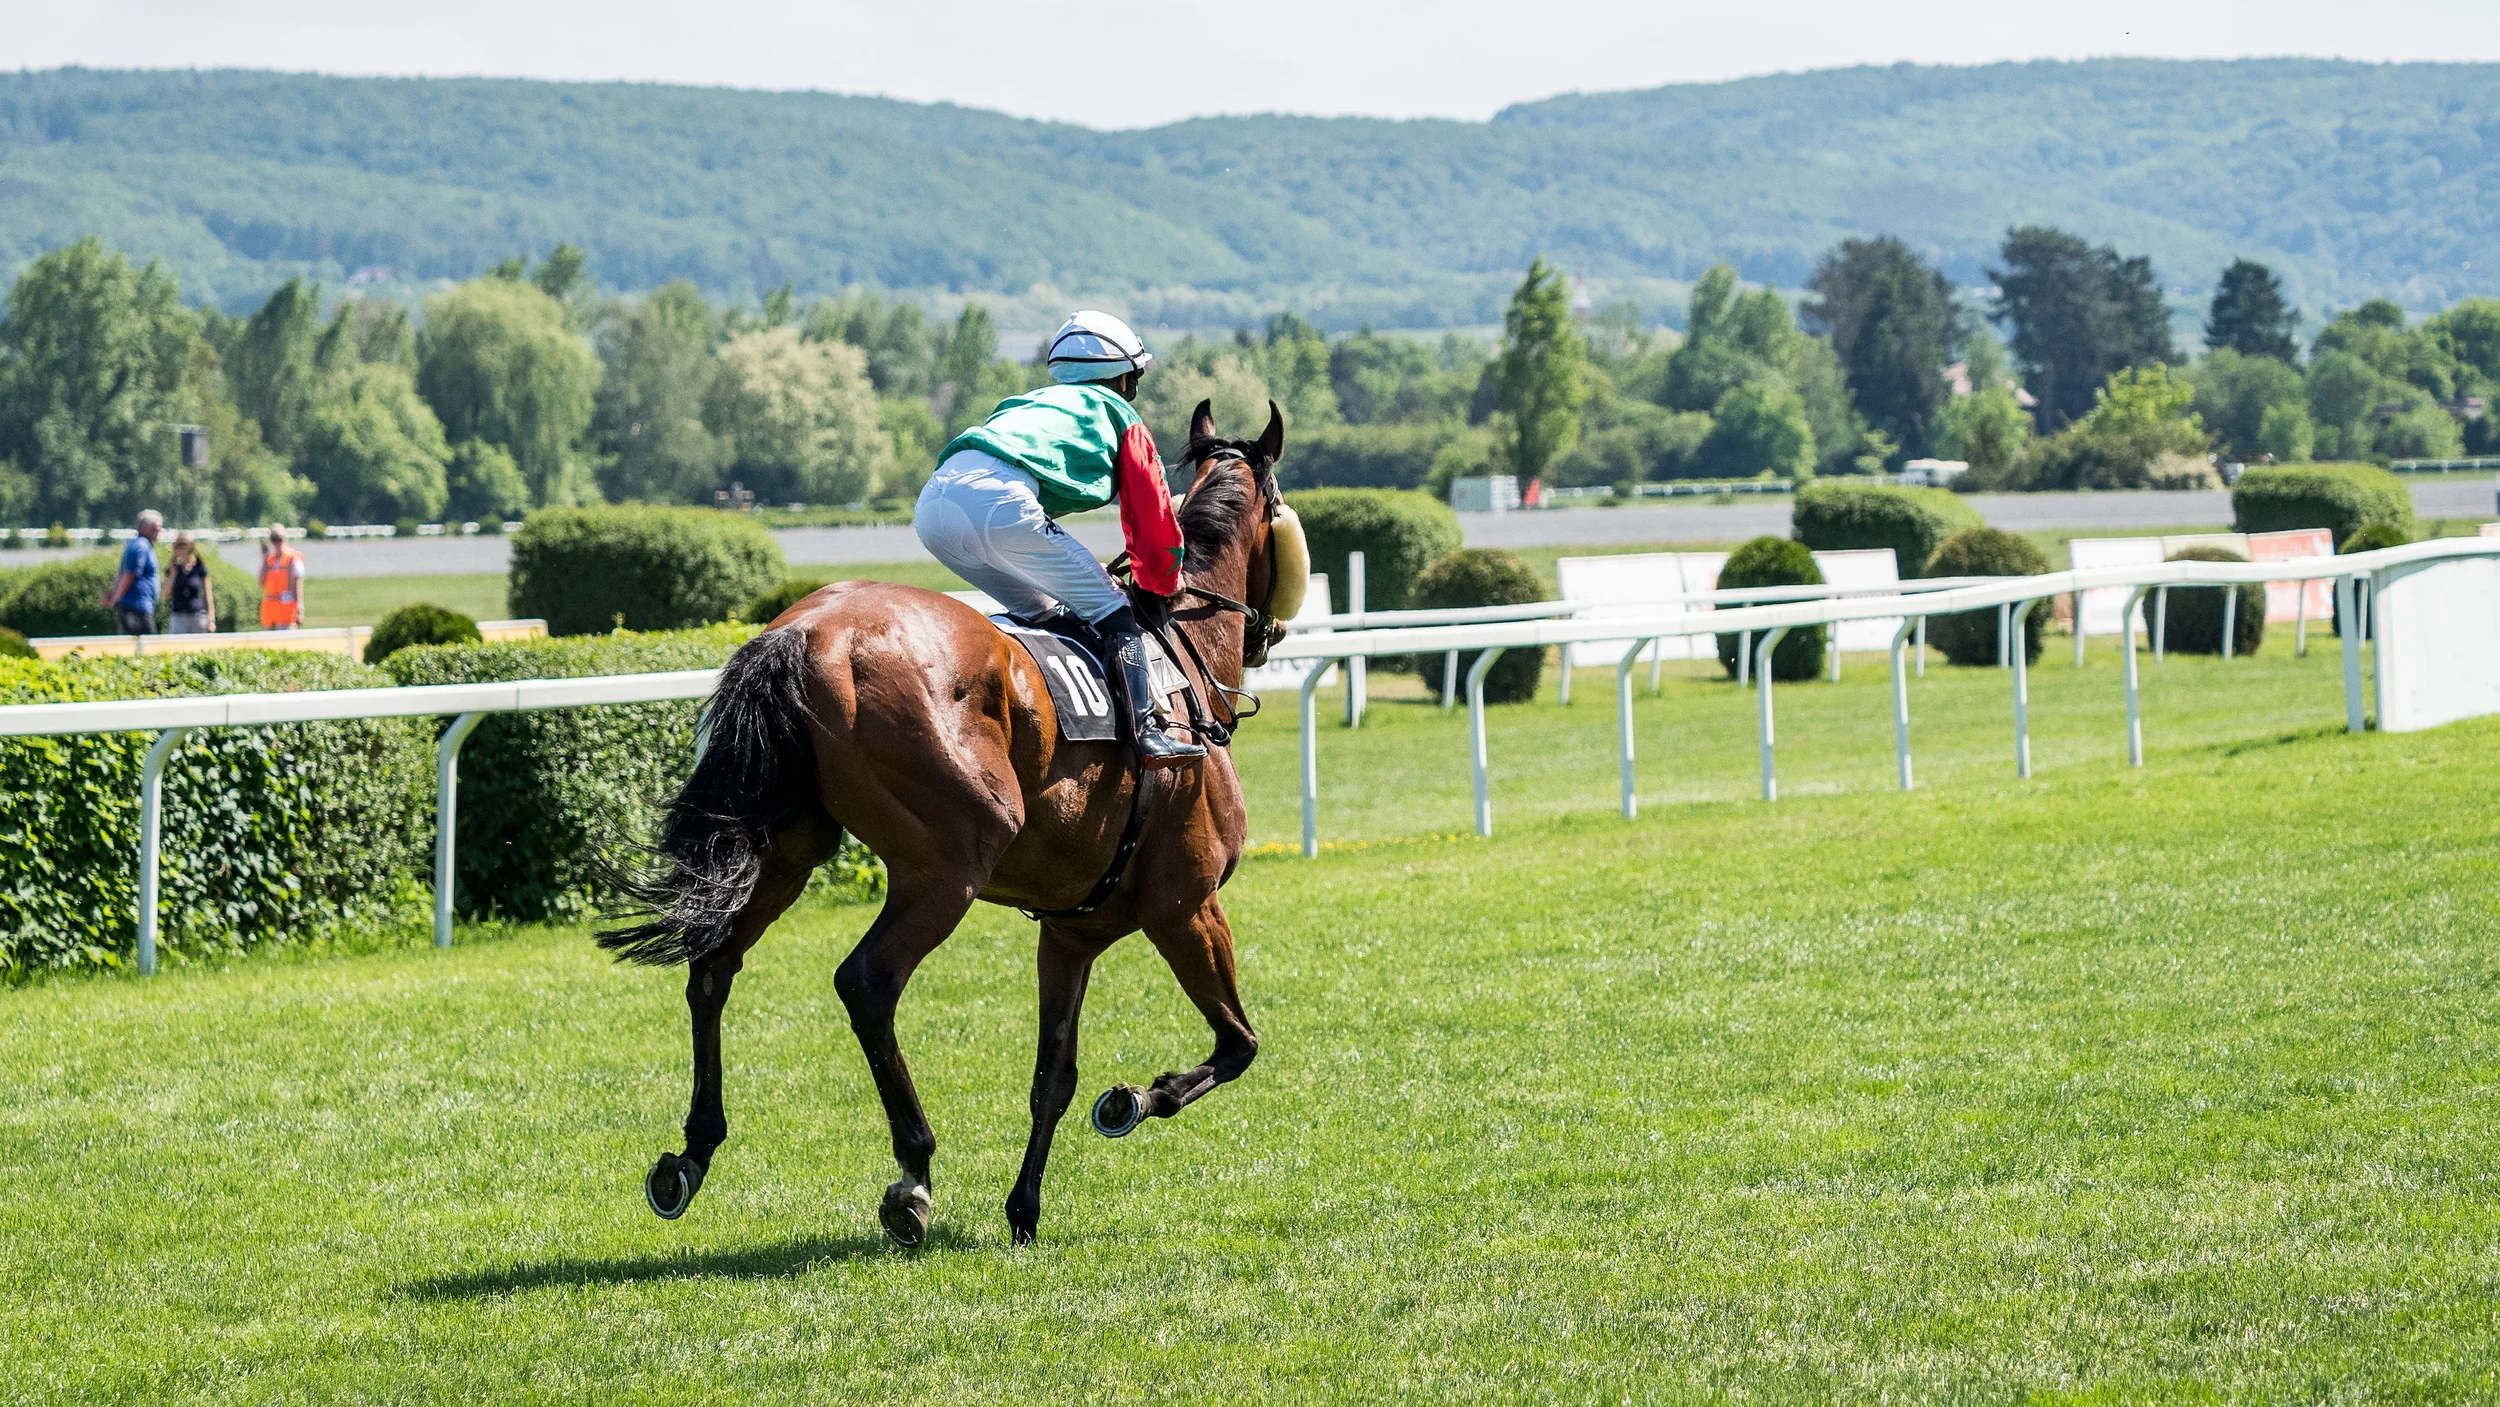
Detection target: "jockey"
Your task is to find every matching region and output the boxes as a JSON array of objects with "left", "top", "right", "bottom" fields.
[{"left": 915, "top": 310, "right": 1203, "bottom": 770}]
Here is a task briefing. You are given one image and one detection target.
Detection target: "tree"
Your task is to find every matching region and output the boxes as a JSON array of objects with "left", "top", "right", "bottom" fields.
[
  {"left": 802, "top": 290, "right": 936, "bottom": 398},
  {"left": 298, "top": 363, "right": 452, "bottom": 523},
  {"left": 2426, "top": 298, "right": 2500, "bottom": 387},
  {"left": 1136, "top": 353, "right": 1274, "bottom": 452},
  {"left": 1254, "top": 313, "right": 1341, "bottom": 427},
  {"left": 446, "top": 439, "right": 529, "bottom": 522},
  {"left": 226, "top": 276, "right": 324, "bottom": 458},
  {"left": 1804, "top": 238, "right": 1960, "bottom": 461},
  {"left": 2013, "top": 364, "right": 2208, "bottom": 490},
  {"left": 2256, "top": 402, "right": 2315, "bottom": 463},
  {"left": 1932, "top": 385, "right": 2030, "bottom": 478},
  {"left": 702, "top": 327, "right": 891, "bottom": 506},
  {"left": 2204, "top": 259, "right": 2301, "bottom": 363},
  {"left": 0, "top": 237, "right": 203, "bottom": 525},
  {"left": 593, "top": 280, "right": 723, "bottom": 503},
  {"left": 2186, "top": 349, "right": 2307, "bottom": 460},
  {"left": 1493, "top": 258, "right": 1590, "bottom": 480},
  {"left": 1697, "top": 382, "right": 1814, "bottom": 479},
  {"left": 1990, "top": 227, "right": 2178, "bottom": 432},
  {"left": 417, "top": 278, "right": 602, "bottom": 506}
]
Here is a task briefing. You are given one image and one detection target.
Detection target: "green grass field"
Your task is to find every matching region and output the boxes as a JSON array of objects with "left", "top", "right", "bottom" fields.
[{"left": 6, "top": 633, "right": 2499, "bottom": 1400}]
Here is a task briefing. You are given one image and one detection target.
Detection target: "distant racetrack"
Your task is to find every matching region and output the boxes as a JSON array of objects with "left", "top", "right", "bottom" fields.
[{"left": 288, "top": 479, "right": 2498, "bottom": 577}]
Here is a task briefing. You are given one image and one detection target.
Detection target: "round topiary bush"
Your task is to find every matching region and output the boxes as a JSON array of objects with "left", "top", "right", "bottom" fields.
[
  {"left": 1923, "top": 528, "right": 2054, "bottom": 667},
  {"left": 742, "top": 577, "right": 833, "bottom": 626},
  {"left": 1790, "top": 481, "right": 1984, "bottom": 577},
  {"left": 1411, "top": 549, "right": 1546, "bottom": 704},
  {"left": 2153, "top": 547, "right": 2265, "bottom": 657},
  {"left": 2339, "top": 520, "right": 2411, "bottom": 555},
  {"left": 1712, "top": 536, "right": 1826, "bottom": 681},
  {"left": 1288, "top": 488, "right": 1463, "bottom": 618},
  {"left": 0, "top": 627, "right": 34, "bottom": 659},
  {"left": 508, "top": 506, "right": 786, "bottom": 636},
  {"left": 364, "top": 603, "right": 482, "bottom": 665}
]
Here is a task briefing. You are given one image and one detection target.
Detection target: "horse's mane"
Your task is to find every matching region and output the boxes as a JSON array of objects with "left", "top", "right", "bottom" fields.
[{"left": 1174, "top": 436, "right": 1265, "bottom": 567}]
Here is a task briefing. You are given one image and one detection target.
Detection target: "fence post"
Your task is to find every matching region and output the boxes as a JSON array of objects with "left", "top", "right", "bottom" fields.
[
  {"left": 2338, "top": 576, "right": 2365, "bottom": 733},
  {"left": 2072, "top": 591, "right": 2087, "bottom": 667},
  {"left": 2221, "top": 583, "right": 2237, "bottom": 660},
  {"left": 135, "top": 726, "right": 192, "bottom": 977},
  {"left": 1914, "top": 616, "right": 1926, "bottom": 678},
  {"left": 2153, "top": 587, "right": 2168, "bottom": 663},
  {"left": 1890, "top": 617, "right": 1917, "bottom": 791},
  {"left": 2294, "top": 575, "right": 2309, "bottom": 657},
  {"left": 1828, "top": 623, "right": 1841, "bottom": 683},
  {"left": 1467, "top": 647, "right": 1508, "bottom": 837},
  {"left": 1616, "top": 640, "right": 1650, "bottom": 819},
  {"left": 1739, "top": 630, "right": 1752, "bottom": 687},
  {"left": 2010, "top": 599, "right": 2034, "bottom": 778},
  {"left": 1345, "top": 553, "right": 1367, "bottom": 729},
  {"left": 433, "top": 711, "right": 486, "bottom": 948},
  {"left": 1441, "top": 650, "right": 1458, "bottom": 710},
  {"left": 1755, "top": 626, "right": 1791, "bottom": 801},
  {"left": 1996, "top": 602, "right": 2011, "bottom": 668},
  {"left": 2121, "top": 585, "right": 2151, "bottom": 767},
  {"left": 1300, "top": 661, "right": 1329, "bottom": 857}
]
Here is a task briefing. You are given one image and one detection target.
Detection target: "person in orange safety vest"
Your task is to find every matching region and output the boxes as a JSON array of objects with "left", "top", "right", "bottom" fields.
[{"left": 259, "top": 525, "right": 306, "bottom": 629}]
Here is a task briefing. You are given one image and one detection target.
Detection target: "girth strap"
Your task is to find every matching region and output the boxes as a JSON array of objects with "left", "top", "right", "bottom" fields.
[{"left": 1021, "top": 765, "right": 1157, "bottom": 921}]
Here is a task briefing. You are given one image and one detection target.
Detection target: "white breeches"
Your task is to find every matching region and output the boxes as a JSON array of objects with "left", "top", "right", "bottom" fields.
[{"left": 913, "top": 450, "right": 1125, "bottom": 624}]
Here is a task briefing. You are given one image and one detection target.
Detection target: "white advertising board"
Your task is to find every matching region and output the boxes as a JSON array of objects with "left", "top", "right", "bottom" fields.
[
  {"left": 2375, "top": 557, "right": 2500, "bottom": 732},
  {"left": 2068, "top": 538, "right": 2165, "bottom": 635},
  {"left": 1556, "top": 552, "right": 1724, "bottom": 666}
]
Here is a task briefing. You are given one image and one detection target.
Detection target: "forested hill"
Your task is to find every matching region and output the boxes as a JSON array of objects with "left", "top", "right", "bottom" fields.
[{"left": 1, "top": 59, "right": 2491, "bottom": 326}]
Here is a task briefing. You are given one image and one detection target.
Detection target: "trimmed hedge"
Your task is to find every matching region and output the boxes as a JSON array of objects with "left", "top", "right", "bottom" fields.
[
  {"left": 743, "top": 577, "right": 833, "bottom": 625},
  {"left": 508, "top": 506, "right": 785, "bottom": 636},
  {"left": 0, "top": 651, "right": 433, "bottom": 977},
  {"left": 0, "top": 629, "right": 31, "bottom": 660},
  {"left": 0, "top": 546, "right": 257, "bottom": 638},
  {"left": 1924, "top": 529, "right": 2055, "bottom": 667},
  {"left": 364, "top": 603, "right": 481, "bottom": 665},
  {"left": 1411, "top": 550, "right": 1546, "bottom": 704},
  {"left": 2339, "top": 521, "right": 2412, "bottom": 554},
  {"left": 2155, "top": 548, "right": 2265, "bottom": 656},
  {"left": 1713, "top": 537, "right": 1826, "bottom": 680},
  {"left": 384, "top": 626, "right": 755, "bottom": 922},
  {"left": 2231, "top": 463, "right": 2415, "bottom": 543},
  {"left": 1790, "top": 481, "right": 1983, "bottom": 577},
  {"left": 1291, "top": 488, "right": 1463, "bottom": 616}
]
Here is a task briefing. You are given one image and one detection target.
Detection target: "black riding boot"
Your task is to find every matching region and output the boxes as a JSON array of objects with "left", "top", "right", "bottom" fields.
[{"left": 1096, "top": 606, "right": 1204, "bottom": 771}]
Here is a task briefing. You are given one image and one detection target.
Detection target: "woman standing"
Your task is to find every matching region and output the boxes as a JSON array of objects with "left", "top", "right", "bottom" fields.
[{"left": 165, "top": 533, "right": 215, "bottom": 633}]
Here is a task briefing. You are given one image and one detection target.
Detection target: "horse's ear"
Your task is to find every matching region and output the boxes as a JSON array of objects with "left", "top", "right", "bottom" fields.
[
  {"left": 1189, "top": 399, "right": 1217, "bottom": 443},
  {"left": 1257, "top": 399, "right": 1286, "bottom": 465}
]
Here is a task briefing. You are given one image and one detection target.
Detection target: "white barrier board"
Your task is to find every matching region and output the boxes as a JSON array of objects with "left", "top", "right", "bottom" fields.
[
  {"left": 1813, "top": 549, "right": 1902, "bottom": 653},
  {"left": 1556, "top": 552, "right": 1724, "bottom": 666},
  {"left": 1243, "top": 574, "right": 1337, "bottom": 691},
  {"left": 2376, "top": 557, "right": 2500, "bottom": 732},
  {"left": 2069, "top": 538, "right": 2165, "bottom": 636}
]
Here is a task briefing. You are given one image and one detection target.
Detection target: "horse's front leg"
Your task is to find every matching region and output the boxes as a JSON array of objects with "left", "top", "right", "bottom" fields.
[
  {"left": 1092, "top": 894, "right": 1257, "bottom": 1136},
  {"left": 1004, "top": 922, "right": 1108, "bottom": 1244}
]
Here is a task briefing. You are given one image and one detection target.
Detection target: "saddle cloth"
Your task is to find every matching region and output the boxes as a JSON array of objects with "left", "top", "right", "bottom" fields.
[{"left": 990, "top": 616, "right": 1192, "bottom": 744}]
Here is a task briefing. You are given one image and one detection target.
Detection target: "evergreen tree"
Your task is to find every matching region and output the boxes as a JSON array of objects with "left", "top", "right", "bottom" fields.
[
  {"left": 1991, "top": 227, "right": 2178, "bottom": 431},
  {"left": 2204, "top": 259, "right": 2301, "bottom": 363},
  {"left": 1493, "top": 257, "right": 1590, "bottom": 480},
  {"left": 1804, "top": 237, "right": 1959, "bottom": 460}
]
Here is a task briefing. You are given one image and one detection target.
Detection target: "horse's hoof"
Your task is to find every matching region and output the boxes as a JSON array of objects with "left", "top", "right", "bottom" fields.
[
  {"left": 879, "top": 1178, "right": 933, "bottom": 1248},
  {"left": 646, "top": 1152, "right": 703, "bottom": 1220},
  {"left": 1091, "top": 1084, "right": 1145, "bottom": 1139}
]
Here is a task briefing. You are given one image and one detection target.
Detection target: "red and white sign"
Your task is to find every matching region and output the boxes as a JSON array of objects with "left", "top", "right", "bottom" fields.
[{"left": 2246, "top": 529, "right": 2334, "bottom": 623}]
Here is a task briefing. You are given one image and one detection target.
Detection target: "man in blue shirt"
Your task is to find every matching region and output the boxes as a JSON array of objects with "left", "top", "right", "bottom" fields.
[{"left": 101, "top": 509, "right": 163, "bottom": 635}]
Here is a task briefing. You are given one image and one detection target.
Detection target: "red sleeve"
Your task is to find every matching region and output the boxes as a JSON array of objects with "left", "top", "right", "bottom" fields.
[{"left": 1115, "top": 422, "right": 1185, "bottom": 597}]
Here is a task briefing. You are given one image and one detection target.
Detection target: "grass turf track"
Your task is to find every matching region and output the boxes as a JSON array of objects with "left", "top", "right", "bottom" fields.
[{"left": 4, "top": 636, "right": 2498, "bottom": 1401}]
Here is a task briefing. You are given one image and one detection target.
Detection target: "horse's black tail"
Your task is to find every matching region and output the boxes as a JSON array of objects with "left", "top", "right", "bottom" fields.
[{"left": 598, "top": 627, "right": 824, "bottom": 966}]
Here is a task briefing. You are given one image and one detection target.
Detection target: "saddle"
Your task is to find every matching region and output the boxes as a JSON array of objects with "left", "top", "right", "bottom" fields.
[{"left": 991, "top": 616, "right": 1194, "bottom": 745}]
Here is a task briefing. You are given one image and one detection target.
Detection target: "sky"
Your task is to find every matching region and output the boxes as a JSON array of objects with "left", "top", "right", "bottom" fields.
[{"left": 15, "top": 0, "right": 2500, "bottom": 130}]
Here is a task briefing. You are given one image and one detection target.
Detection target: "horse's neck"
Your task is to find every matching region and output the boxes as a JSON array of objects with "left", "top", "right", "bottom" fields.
[{"left": 1177, "top": 538, "right": 1251, "bottom": 692}]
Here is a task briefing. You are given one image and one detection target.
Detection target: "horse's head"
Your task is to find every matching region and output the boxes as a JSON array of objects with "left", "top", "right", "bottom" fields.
[{"left": 1177, "top": 399, "right": 1305, "bottom": 669}]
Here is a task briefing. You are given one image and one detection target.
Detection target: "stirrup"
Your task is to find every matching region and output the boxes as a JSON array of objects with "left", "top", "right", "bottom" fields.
[{"left": 1135, "top": 731, "right": 1205, "bottom": 771}]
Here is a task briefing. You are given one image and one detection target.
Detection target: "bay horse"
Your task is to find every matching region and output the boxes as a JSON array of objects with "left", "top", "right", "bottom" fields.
[{"left": 600, "top": 400, "right": 1307, "bottom": 1247}]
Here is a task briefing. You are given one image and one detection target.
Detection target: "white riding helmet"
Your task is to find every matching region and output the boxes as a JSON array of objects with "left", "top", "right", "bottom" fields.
[{"left": 1045, "top": 310, "right": 1155, "bottom": 384}]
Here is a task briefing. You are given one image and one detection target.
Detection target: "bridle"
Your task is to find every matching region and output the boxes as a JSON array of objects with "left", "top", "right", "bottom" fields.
[{"left": 1174, "top": 446, "right": 1288, "bottom": 671}]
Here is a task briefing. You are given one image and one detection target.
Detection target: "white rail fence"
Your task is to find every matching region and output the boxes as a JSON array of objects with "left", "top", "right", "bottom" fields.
[{"left": 2, "top": 538, "right": 2494, "bottom": 972}]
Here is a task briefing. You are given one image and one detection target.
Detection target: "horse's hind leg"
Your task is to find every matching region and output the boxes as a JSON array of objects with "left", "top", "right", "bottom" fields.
[
  {"left": 1094, "top": 894, "right": 1257, "bottom": 1135},
  {"left": 1005, "top": 921, "right": 1110, "bottom": 1245},
  {"left": 647, "top": 813, "right": 841, "bottom": 1220},
  {"left": 834, "top": 870, "right": 981, "bottom": 1247}
]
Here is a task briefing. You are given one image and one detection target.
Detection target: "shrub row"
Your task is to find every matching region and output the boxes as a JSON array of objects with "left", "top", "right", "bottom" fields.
[
  {"left": 1411, "top": 550, "right": 1546, "bottom": 703},
  {"left": 0, "top": 546, "right": 259, "bottom": 638},
  {"left": 1789, "top": 481, "right": 1984, "bottom": 577},
  {"left": 1713, "top": 538, "right": 1827, "bottom": 680},
  {"left": 0, "top": 650, "right": 434, "bottom": 978},
  {"left": 509, "top": 507, "right": 785, "bottom": 636},
  {"left": 2230, "top": 463, "right": 2415, "bottom": 543}
]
